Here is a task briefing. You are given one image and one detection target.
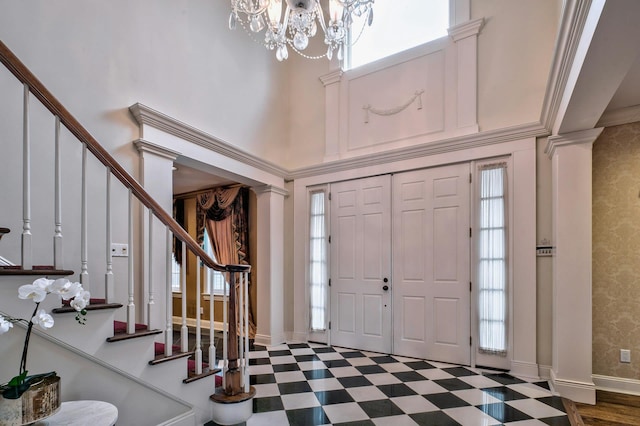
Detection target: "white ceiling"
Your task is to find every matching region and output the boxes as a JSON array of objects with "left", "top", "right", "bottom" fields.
[{"left": 172, "top": 164, "right": 234, "bottom": 195}]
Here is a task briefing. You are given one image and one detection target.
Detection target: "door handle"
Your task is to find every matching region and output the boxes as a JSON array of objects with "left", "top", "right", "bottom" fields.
[{"left": 382, "top": 285, "right": 389, "bottom": 291}]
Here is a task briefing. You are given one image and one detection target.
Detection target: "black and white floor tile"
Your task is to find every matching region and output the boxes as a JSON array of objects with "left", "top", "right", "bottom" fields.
[{"left": 207, "top": 342, "right": 569, "bottom": 426}]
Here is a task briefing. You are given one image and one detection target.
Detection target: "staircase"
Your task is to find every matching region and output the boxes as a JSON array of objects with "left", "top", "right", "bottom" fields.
[{"left": 0, "top": 41, "right": 252, "bottom": 425}]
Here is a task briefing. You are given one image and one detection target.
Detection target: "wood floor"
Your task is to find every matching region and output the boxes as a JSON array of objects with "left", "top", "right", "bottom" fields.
[{"left": 566, "top": 390, "right": 640, "bottom": 425}]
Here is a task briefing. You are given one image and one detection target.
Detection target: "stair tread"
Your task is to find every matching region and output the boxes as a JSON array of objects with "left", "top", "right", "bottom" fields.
[
  {"left": 0, "top": 266, "right": 74, "bottom": 276},
  {"left": 106, "top": 328, "right": 163, "bottom": 342},
  {"left": 149, "top": 350, "right": 195, "bottom": 365},
  {"left": 183, "top": 367, "right": 222, "bottom": 384},
  {"left": 52, "top": 303, "right": 123, "bottom": 314}
]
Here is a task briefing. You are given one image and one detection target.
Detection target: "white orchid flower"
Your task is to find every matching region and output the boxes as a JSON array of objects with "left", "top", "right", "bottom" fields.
[
  {"left": 18, "top": 284, "right": 47, "bottom": 303},
  {"left": 0, "top": 315, "right": 13, "bottom": 335},
  {"left": 31, "top": 309, "right": 54, "bottom": 329},
  {"left": 32, "top": 277, "right": 54, "bottom": 291},
  {"left": 49, "top": 279, "right": 83, "bottom": 301},
  {"left": 70, "top": 290, "right": 90, "bottom": 311}
]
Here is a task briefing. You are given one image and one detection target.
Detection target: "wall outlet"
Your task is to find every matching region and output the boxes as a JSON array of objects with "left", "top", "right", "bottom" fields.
[
  {"left": 111, "top": 243, "right": 129, "bottom": 257},
  {"left": 621, "top": 349, "right": 631, "bottom": 363}
]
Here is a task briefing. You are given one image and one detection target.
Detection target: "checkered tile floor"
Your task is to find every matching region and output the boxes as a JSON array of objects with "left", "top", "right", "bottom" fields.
[{"left": 207, "top": 342, "right": 569, "bottom": 426}]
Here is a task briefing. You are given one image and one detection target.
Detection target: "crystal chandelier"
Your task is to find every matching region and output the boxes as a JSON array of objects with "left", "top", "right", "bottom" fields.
[{"left": 229, "top": 0, "right": 375, "bottom": 61}]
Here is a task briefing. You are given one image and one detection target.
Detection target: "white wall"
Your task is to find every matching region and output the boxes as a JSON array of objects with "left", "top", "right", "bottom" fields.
[
  {"left": 473, "top": 0, "right": 560, "bottom": 131},
  {"left": 0, "top": 0, "right": 289, "bottom": 171}
]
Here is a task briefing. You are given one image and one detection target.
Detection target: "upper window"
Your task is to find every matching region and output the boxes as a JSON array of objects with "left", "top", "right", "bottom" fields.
[{"left": 346, "top": 0, "right": 449, "bottom": 70}]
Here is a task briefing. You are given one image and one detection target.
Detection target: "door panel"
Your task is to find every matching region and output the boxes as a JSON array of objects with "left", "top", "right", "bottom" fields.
[
  {"left": 330, "top": 175, "right": 391, "bottom": 354},
  {"left": 393, "top": 164, "right": 470, "bottom": 365}
]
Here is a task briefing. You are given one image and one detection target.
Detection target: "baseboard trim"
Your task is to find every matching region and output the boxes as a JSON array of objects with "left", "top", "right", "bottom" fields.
[
  {"left": 592, "top": 374, "right": 640, "bottom": 396},
  {"left": 550, "top": 369, "right": 596, "bottom": 404},
  {"left": 538, "top": 364, "right": 552, "bottom": 380},
  {"left": 172, "top": 316, "right": 225, "bottom": 333},
  {"left": 254, "top": 333, "right": 273, "bottom": 347},
  {"left": 510, "top": 360, "right": 539, "bottom": 379},
  {"left": 290, "top": 331, "right": 308, "bottom": 343}
]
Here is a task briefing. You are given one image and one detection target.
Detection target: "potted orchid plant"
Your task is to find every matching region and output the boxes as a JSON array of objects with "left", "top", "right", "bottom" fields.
[{"left": 0, "top": 277, "right": 89, "bottom": 402}]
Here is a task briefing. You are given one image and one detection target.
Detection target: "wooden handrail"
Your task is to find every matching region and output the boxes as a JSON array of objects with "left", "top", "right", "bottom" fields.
[{"left": 0, "top": 40, "right": 248, "bottom": 274}]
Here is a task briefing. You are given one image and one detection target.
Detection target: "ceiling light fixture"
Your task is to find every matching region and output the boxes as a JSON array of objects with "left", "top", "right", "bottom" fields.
[{"left": 229, "top": 0, "right": 375, "bottom": 61}]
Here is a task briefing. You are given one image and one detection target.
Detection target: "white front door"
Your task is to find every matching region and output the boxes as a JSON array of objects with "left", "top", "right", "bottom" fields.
[
  {"left": 392, "top": 163, "right": 471, "bottom": 365},
  {"left": 330, "top": 175, "right": 392, "bottom": 354}
]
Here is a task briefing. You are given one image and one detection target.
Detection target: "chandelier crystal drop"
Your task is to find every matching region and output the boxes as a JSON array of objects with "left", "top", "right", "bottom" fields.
[{"left": 229, "top": 0, "right": 375, "bottom": 61}]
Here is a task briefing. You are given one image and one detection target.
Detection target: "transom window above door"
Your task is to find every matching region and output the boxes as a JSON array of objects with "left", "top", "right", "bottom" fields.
[{"left": 346, "top": 0, "right": 449, "bottom": 70}]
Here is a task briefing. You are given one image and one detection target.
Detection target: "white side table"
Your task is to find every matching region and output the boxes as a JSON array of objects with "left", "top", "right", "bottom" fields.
[{"left": 32, "top": 400, "right": 118, "bottom": 426}]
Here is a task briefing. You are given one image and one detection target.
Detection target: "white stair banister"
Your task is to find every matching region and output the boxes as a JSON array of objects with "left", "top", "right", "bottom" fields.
[
  {"left": 180, "top": 240, "right": 188, "bottom": 353},
  {"left": 147, "top": 209, "right": 155, "bottom": 328},
  {"left": 127, "top": 189, "right": 135, "bottom": 334},
  {"left": 105, "top": 168, "right": 114, "bottom": 302},
  {"left": 80, "top": 142, "right": 89, "bottom": 288},
  {"left": 21, "top": 83, "right": 32, "bottom": 269},
  {"left": 209, "top": 267, "right": 216, "bottom": 370},
  {"left": 243, "top": 271, "right": 250, "bottom": 392},
  {"left": 195, "top": 257, "right": 202, "bottom": 375},
  {"left": 165, "top": 228, "right": 173, "bottom": 357},
  {"left": 53, "top": 115, "right": 63, "bottom": 269}
]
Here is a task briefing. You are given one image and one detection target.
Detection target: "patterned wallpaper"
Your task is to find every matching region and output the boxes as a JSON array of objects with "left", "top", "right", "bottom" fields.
[{"left": 592, "top": 122, "right": 640, "bottom": 378}]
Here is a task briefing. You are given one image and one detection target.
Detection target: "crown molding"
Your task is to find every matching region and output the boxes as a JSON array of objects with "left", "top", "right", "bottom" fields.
[
  {"left": 129, "top": 103, "right": 288, "bottom": 179},
  {"left": 539, "top": 0, "right": 594, "bottom": 131},
  {"left": 129, "top": 104, "right": 549, "bottom": 183},
  {"left": 287, "top": 122, "right": 549, "bottom": 180},
  {"left": 545, "top": 127, "right": 603, "bottom": 158},
  {"left": 134, "top": 139, "right": 181, "bottom": 161},
  {"left": 596, "top": 104, "right": 640, "bottom": 128}
]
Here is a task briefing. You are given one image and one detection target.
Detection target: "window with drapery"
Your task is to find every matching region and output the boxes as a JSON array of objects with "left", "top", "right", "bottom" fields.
[
  {"left": 196, "top": 186, "right": 256, "bottom": 338},
  {"left": 309, "top": 189, "right": 328, "bottom": 332},
  {"left": 477, "top": 162, "right": 508, "bottom": 355}
]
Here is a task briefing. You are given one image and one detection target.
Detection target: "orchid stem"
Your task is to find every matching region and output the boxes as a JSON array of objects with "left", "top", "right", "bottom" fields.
[{"left": 19, "top": 302, "right": 39, "bottom": 378}]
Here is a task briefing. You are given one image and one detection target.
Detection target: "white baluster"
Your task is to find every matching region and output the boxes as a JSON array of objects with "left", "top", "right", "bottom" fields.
[
  {"left": 223, "top": 270, "right": 228, "bottom": 389},
  {"left": 195, "top": 256, "right": 202, "bottom": 375},
  {"left": 127, "top": 189, "right": 135, "bottom": 334},
  {"left": 147, "top": 209, "right": 154, "bottom": 328},
  {"left": 165, "top": 228, "right": 173, "bottom": 357},
  {"left": 53, "top": 116, "right": 63, "bottom": 269},
  {"left": 209, "top": 266, "right": 216, "bottom": 372},
  {"left": 104, "top": 169, "right": 113, "bottom": 303},
  {"left": 244, "top": 271, "right": 250, "bottom": 392},
  {"left": 80, "top": 143, "right": 89, "bottom": 288},
  {"left": 180, "top": 240, "right": 188, "bottom": 353},
  {"left": 21, "top": 84, "right": 32, "bottom": 269},
  {"left": 239, "top": 269, "right": 244, "bottom": 384}
]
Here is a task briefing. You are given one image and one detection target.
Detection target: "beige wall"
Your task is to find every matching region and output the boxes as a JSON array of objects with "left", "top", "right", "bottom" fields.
[
  {"left": 592, "top": 122, "right": 640, "bottom": 378},
  {"left": 473, "top": 0, "right": 560, "bottom": 131}
]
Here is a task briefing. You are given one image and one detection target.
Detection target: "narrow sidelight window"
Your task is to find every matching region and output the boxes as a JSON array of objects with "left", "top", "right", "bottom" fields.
[
  {"left": 309, "top": 190, "right": 328, "bottom": 331},
  {"left": 478, "top": 163, "right": 508, "bottom": 354}
]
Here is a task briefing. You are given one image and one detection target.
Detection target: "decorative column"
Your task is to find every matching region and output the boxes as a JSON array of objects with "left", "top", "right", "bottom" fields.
[
  {"left": 545, "top": 127, "right": 603, "bottom": 404},
  {"left": 448, "top": 18, "right": 483, "bottom": 133},
  {"left": 134, "top": 139, "right": 180, "bottom": 328},
  {"left": 253, "top": 184, "right": 287, "bottom": 347},
  {"left": 319, "top": 70, "right": 343, "bottom": 162}
]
